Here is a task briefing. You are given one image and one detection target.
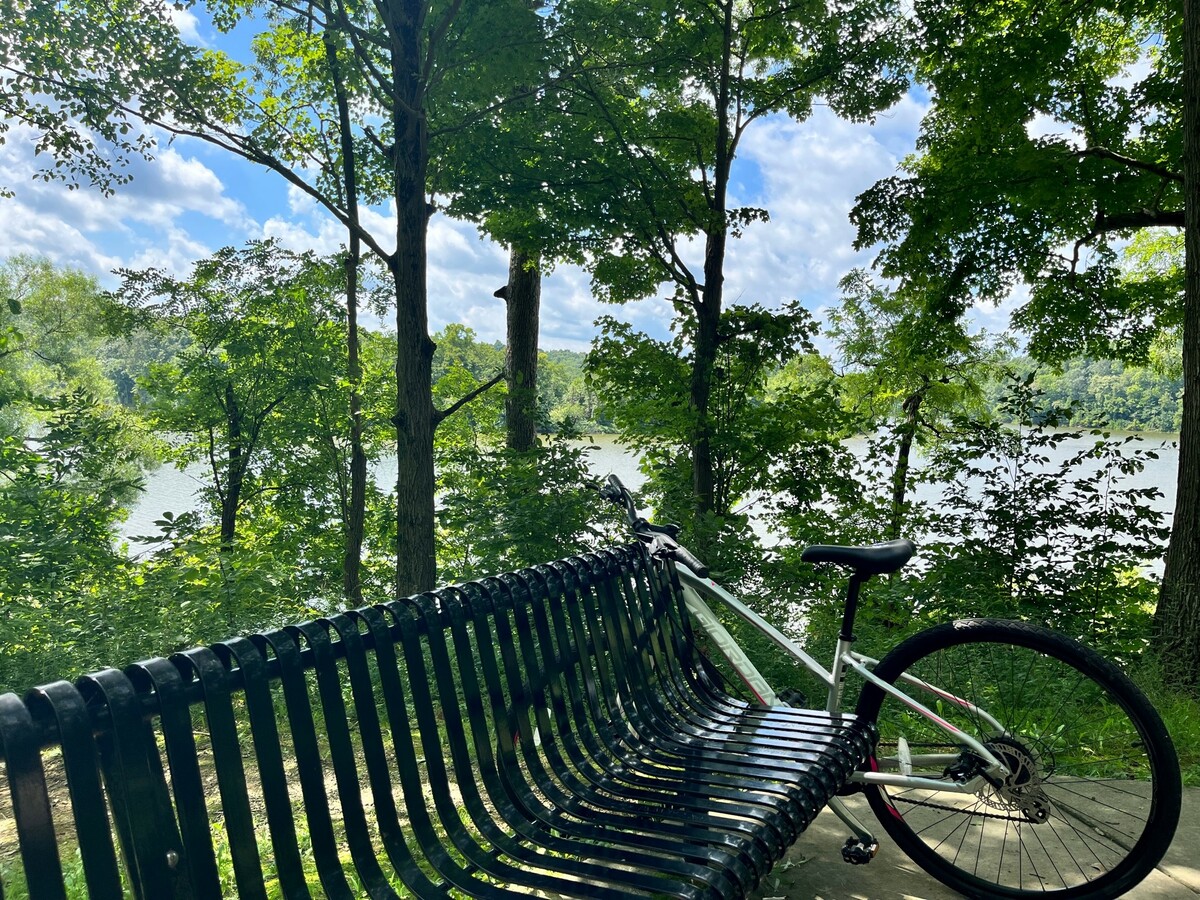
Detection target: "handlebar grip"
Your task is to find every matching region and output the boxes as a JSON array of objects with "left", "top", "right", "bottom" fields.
[{"left": 670, "top": 546, "right": 709, "bottom": 578}]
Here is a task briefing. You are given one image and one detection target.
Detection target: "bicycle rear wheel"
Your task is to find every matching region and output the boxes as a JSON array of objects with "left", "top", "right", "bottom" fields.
[{"left": 854, "top": 619, "right": 1180, "bottom": 899}]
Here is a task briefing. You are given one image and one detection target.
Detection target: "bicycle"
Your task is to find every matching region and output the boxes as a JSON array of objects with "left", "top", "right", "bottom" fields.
[{"left": 597, "top": 474, "right": 1182, "bottom": 900}]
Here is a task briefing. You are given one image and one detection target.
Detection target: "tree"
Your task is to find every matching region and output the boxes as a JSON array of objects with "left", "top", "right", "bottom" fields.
[
  {"left": 314, "top": 0, "right": 370, "bottom": 602},
  {"left": 501, "top": 248, "right": 543, "bottom": 450},
  {"left": 588, "top": 302, "right": 849, "bottom": 577},
  {"left": 545, "top": 0, "right": 909, "bottom": 542},
  {"left": 0, "top": 256, "right": 119, "bottom": 414},
  {"left": 430, "top": 323, "right": 506, "bottom": 442},
  {"left": 120, "top": 243, "right": 343, "bottom": 550},
  {"left": 434, "top": 25, "right": 590, "bottom": 455},
  {"left": 828, "top": 270, "right": 1003, "bottom": 537},
  {"left": 1168, "top": 0, "right": 1200, "bottom": 683},
  {"left": 0, "top": 258, "right": 159, "bottom": 690},
  {"left": 440, "top": 0, "right": 911, "bottom": 536},
  {"left": 0, "top": 392, "right": 148, "bottom": 688},
  {"left": 912, "top": 377, "right": 1168, "bottom": 660},
  {"left": 851, "top": 0, "right": 1200, "bottom": 682},
  {"left": 3, "top": 0, "right": 544, "bottom": 593}
]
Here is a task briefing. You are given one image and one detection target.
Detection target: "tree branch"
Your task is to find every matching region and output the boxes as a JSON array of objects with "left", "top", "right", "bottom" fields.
[
  {"left": 1069, "top": 207, "right": 1185, "bottom": 272},
  {"left": 144, "top": 110, "right": 393, "bottom": 263},
  {"left": 327, "top": 0, "right": 395, "bottom": 111},
  {"left": 1077, "top": 147, "right": 1182, "bottom": 182},
  {"left": 432, "top": 369, "right": 505, "bottom": 427},
  {"left": 563, "top": 71, "right": 701, "bottom": 294},
  {"left": 423, "top": 0, "right": 465, "bottom": 86},
  {"left": 207, "top": 425, "right": 226, "bottom": 503}
]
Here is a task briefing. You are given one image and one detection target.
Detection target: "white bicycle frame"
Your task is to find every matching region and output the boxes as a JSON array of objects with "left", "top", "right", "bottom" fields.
[{"left": 675, "top": 566, "right": 1012, "bottom": 841}]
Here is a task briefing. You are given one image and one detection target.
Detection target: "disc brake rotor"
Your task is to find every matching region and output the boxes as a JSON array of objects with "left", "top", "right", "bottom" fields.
[{"left": 982, "top": 734, "right": 1052, "bottom": 823}]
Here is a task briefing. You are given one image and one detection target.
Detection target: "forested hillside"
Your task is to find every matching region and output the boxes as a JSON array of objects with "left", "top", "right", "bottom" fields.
[
  {"left": 545, "top": 348, "right": 1186, "bottom": 435},
  {"left": 997, "top": 357, "right": 1183, "bottom": 433}
]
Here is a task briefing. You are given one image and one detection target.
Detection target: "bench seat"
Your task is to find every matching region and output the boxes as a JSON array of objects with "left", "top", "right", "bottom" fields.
[{"left": 0, "top": 544, "right": 873, "bottom": 899}]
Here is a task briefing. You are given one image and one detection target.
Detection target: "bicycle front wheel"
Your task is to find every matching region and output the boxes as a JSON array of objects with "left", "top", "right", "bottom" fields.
[{"left": 855, "top": 619, "right": 1180, "bottom": 899}]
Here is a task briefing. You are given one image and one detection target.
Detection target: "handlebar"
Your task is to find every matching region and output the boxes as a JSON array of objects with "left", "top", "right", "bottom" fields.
[{"left": 597, "top": 474, "right": 710, "bottom": 578}]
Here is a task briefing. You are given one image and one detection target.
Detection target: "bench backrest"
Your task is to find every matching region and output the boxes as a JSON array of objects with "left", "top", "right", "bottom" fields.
[{"left": 0, "top": 544, "right": 702, "bottom": 899}]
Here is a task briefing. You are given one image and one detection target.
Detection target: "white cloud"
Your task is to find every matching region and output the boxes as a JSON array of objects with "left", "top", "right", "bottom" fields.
[
  {"left": 285, "top": 183, "right": 318, "bottom": 217},
  {"left": 257, "top": 199, "right": 641, "bottom": 350},
  {"left": 427, "top": 218, "right": 509, "bottom": 336},
  {"left": 123, "top": 226, "right": 215, "bottom": 276},
  {"left": 0, "top": 194, "right": 124, "bottom": 278},
  {"left": 123, "top": 147, "right": 252, "bottom": 228},
  {"left": 168, "top": 5, "right": 204, "bottom": 44},
  {"left": 0, "top": 124, "right": 255, "bottom": 279},
  {"left": 262, "top": 209, "right": 348, "bottom": 256},
  {"left": 540, "top": 263, "right": 631, "bottom": 351},
  {"left": 723, "top": 97, "right": 927, "bottom": 316},
  {"left": 1026, "top": 113, "right": 1082, "bottom": 147}
]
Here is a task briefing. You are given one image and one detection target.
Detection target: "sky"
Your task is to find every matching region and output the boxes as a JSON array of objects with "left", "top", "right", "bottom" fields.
[{"left": 0, "top": 20, "right": 1011, "bottom": 354}]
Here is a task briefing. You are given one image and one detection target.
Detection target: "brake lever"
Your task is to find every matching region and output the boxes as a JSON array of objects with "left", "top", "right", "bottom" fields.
[{"left": 641, "top": 532, "right": 710, "bottom": 578}]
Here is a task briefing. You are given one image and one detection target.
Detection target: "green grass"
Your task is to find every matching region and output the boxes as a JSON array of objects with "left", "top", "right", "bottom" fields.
[{"left": 1132, "top": 661, "right": 1200, "bottom": 785}]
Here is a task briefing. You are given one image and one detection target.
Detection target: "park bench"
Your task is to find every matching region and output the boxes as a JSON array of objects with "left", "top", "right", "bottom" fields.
[{"left": 0, "top": 543, "right": 875, "bottom": 899}]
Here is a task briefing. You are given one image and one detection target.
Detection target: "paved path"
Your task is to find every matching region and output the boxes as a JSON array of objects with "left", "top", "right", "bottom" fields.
[{"left": 750, "top": 791, "right": 1200, "bottom": 899}]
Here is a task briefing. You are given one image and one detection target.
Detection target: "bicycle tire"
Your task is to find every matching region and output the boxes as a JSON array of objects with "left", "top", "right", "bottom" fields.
[{"left": 854, "top": 619, "right": 1180, "bottom": 899}]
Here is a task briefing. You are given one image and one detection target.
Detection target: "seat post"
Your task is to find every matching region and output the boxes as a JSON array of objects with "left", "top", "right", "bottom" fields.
[{"left": 840, "top": 573, "right": 868, "bottom": 642}]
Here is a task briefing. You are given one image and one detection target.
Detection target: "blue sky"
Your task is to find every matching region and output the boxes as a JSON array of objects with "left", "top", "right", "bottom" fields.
[{"left": 0, "top": 21, "right": 995, "bottom": 353}]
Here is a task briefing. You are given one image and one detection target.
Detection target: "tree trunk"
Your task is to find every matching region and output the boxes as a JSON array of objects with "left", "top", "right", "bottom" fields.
[
  {"left": 505, "top": 246, "right": 541, "bottom": 452},
  {"left": 890, "top": 392, "right": 922, "bottom": 540},
  {"left": 1156, "top": 0, "right": 1200, "bottom": 687},
  {"left": 220, "top": 382, "right": 244, "bottom": 549},
  {"left": 344, "top": 247, "right": 367, "bottom": 603},
  {"left": 388, "top": 0, "right": 437, "bottom": 596},
  {"left": 391, "top": 167, "right": 437, "bottom": 594},
  {"left": 321, "top": 5, "right": 366, "bottom": 604},
  {"left": 392, "top": 212, "right": 437, "bottom": 596},
  {"left": 689, "top": 0, "right": 734, "bottom": 523},
  {"left": 691, "top": 238, "right": 723, "bottom": 517}
]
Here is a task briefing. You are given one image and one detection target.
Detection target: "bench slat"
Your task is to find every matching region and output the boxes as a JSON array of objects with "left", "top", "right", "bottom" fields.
[
  {"left": 25, "top": 682, "right": 124, "bottom": 899},
  {"left": 0, "top": 692, "right": 67, "bottom": 900}
]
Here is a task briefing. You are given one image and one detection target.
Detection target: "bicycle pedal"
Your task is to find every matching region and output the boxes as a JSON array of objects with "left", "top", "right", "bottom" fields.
[{"left": 841, "top": 837, "right": 879, "bottom": 865}]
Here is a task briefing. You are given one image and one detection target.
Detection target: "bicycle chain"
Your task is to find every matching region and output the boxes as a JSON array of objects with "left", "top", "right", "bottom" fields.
[{"left": 891, "top": 793, "right": 1034, "bottom": 823}]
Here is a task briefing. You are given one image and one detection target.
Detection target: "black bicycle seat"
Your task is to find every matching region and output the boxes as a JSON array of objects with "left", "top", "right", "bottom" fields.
[{"left": 800, "top": 539, "right": 916, "bottom": 576}]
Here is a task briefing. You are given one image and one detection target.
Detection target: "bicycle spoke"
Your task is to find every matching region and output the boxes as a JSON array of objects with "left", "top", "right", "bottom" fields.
[
  {"left": 1045, "top": 809, "right": 1107, "bottom": 876},
  {"left": 1044, "top": 787, "right": 1146, "bottom": 842},
  {"left": 947, "top": 801, "right": 976, "bottom": 870},
  {"left": 1045, "top": 777, "right": 1152, "bottom": 798},
  {"left": 1029, "top": 816, "right": 1073, "bottom": 889},
  {"left": 1031, "top": 668, "right": 1088, "bottom": 746}
]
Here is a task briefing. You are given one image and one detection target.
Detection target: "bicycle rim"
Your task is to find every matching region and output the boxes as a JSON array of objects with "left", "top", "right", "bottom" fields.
[{"left": 855, "top": 619, "right": 1180, "bottom": 899}]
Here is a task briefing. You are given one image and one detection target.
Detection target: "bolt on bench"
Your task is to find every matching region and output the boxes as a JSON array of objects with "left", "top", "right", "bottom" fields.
[{"left": 0, "top": 544, "right": 874, "bottom": 899}]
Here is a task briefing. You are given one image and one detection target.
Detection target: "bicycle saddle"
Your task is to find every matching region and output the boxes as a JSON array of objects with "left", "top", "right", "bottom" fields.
[{"left": 800, "top": 539, "right": 916, "bottom": 576}]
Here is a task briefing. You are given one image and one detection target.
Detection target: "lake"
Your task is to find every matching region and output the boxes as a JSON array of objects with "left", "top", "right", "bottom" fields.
[{"left": 121, "top": 431, "right": 1180, "bottom": 547}]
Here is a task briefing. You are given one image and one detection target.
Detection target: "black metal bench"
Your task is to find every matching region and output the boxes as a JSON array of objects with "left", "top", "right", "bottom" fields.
[{"left": 0, "top": 544, "right": 874, "bottom": 899}]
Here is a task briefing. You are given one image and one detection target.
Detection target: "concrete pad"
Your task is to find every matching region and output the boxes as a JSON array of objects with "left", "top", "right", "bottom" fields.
[
  {"left": 750, "top": 791, "right": 1200, "bottom": 899},
  {"left": 1156, "top": 790, "right": 1200, "bottom": 895}
]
